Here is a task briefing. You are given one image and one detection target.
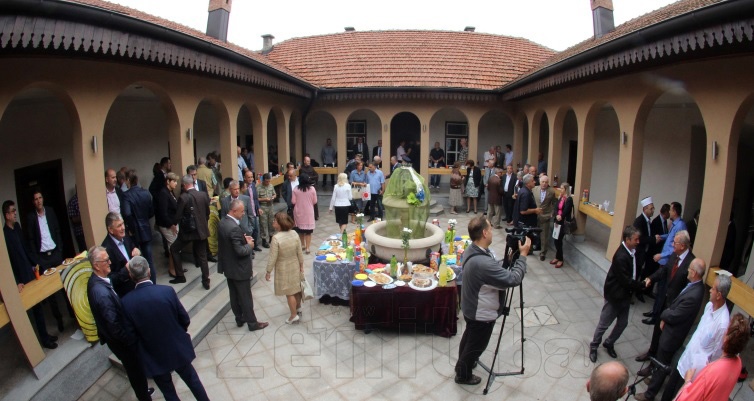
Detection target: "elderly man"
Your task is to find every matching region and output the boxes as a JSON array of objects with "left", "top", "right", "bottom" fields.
[
  {"left": 87, "top": 247, "right": 153, "bottom": 401},
  {"left": 587, "top": 362, "right": 629, "bottom": 401},
  {"left": 482, "top": 159, "right": 495, "bottom": 215},
  {"left": 638, "top": 230, "right": 694, "bottom": 362},
  {"left": 170, "top": 175, "right": 211, "bottom": 289},
  {"left": 195, "top": 156, "right": 216, "bottom": 197},
  {"left": 634, "top": 258, "right": 706, "bottom": 401},
  {"left": 646, "top": 202, "right": 687, "bottom": 325},
  {"left": 122, "top": 257, "right": 209, "bottom": 401},
  {"left": 299, "top": 156, "right": 318, "bottom": 186},
  {"left": 658, "top": 274, "right": 731, "bottom": 401},
  {"left": 590, "top": 226, "right": 643, "bottom": 363},
  {"left": 633, "top": 196, "right": 655, "bottom": 303},
  {"left": 533, "top": 175, "right": 556, "bottom": 260},
  {"left": 512, "top": 173, "right": 540, "bottom": 229},
  {"left": 483, "top": 146, "right": 496, "bottom": 165},
  {"left": 457, "top": 138, "right": 468, "bottom": 164},
  {"left": 528, "top": 165, "right": 539, "bottom": 186},
  {"left": 256, "top": 173, "right": 276, "bottom": 247},
  {"left": 218, "top": 199, "right": 269, "bottom": 332},
  {"left": 102, "top": 212, "right": 141, "bottom": 297},
  {"left": 486, "top": 167, "right": 504, "bottom": 228}
]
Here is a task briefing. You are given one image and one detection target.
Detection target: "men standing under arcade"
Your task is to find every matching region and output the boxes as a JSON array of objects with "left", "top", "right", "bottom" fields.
[
  {"left": 321, "top": 138, "right": 337, "bottom": 186},
  {"left": 256, "top": 173, "right": 277, "bottom": 248},
  {"left": 533, "top": 175, "right": 556, "bottom": 260},
  {"left": 170, "top": 175, "right": 211, "bottom": 289},
  {"left": 122, "top": 172, "right": 156, "bottom": 282},
  {"left": 105, "top": 168, "right": 124, "bottom": 214}
]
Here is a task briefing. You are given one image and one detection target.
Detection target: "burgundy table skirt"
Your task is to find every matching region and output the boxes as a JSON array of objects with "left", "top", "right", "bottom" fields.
[{"left": 349, "top": 282, "right": 458, "bottom": 337}]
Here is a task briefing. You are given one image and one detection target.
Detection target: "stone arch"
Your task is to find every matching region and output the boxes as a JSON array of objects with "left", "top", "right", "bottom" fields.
[
  {"left": 429, "top": 108, "right": 468, "bottom": 167},
  {"left": 304, "top": 110, "right": 338, "bottom": 161},
  {"left": 391, "top": 111, "right": 422, "bottom": 170},
  {"left": 477, "top": 109, "right": 513, "bottom": 166},
  {"left": 267, "top": 106, "right": 286, "bottom": 175},
  {"left": 346, "top": 109, "right": 382, "bottom": 161},
  {"left": 238, "top": 103, "right": 264, "bottom": 173}
]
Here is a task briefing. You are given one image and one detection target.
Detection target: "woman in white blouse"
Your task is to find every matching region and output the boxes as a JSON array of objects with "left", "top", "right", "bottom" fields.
[{"left": 329, "top": 173, "right": 353, "bottom": 232}]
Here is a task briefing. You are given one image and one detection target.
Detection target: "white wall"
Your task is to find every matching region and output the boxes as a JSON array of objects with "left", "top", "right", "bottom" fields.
[
  {"left": 305, "top": 111, "right": 337, "bottom": 162},
  {"left": 194, "top": 101, "right": 220, "bottom": 165},
  {"left": 588, "top": 108, "right": 620, "bottom": 208}
]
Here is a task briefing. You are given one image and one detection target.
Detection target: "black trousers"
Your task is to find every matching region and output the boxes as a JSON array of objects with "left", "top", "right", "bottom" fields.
[
  {"left": 37, "top": 249, "right": 71, "bottom": 322},
  {"left": 660, "top": 368, "right": 685, "bottom": 401},
  {"left": 170, "top": 238, "right": 209, "bottom": 285},
  {"left": 153, "top": 363, "right": 209, "bottom": 401},
  {"left": 645, "top": 345, "right": 676, "bottom": 399},
  {"left": 455, "top": 316, "right": 496, "bottom": 380},
  {"left": 503, "top": 195, "right": 514, "bottom": 223},
  {"left": 108, "top": 340, "right": 151, "bottom": 401},
  {"left": 227, "top": 278, "right": 257, "bottom": 325},
  {"left": 554, "top": 222, "right": 565, "bottom": 261}
]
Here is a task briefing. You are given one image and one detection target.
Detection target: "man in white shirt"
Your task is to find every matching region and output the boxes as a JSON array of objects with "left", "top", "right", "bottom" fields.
[
  {"left": 105, "top": 168, "right": 123, "bottom": 214},
  {"left": 504, "top": 144, "right": 513, "bottom": 168},
  {"left": 396, "top": 140, "right": 408, "bottom": 162},
  {"left": 236, "top": 146, "right": 248, "bottom": 179},
  {"left": 483, "top": 146, "right": 496, "bottom": 165}
]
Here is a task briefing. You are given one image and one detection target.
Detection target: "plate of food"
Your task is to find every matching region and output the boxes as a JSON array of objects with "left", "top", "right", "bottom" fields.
[
  {"left": 435, "top": 268, "right": 456, "bottom": 281},
  {"left": 327, "top": 240, "right": 342, "bottom": 247},
  {"left": 412, "top": 264, "right": 435, "bottom": 274},
  {"left": 62, "top": 258, "right": 77, "bottom": 266},
  {"left": 43, "top": 267, "right": 57, "bottom": 276},
  {"left": 330, "top": 247, "right": 346, "bottom": 254},
  {"left": 363, "top": 281, "right": 377, "bottom": 287},
  {"left": 316, "top": 249, "right": 329, "bottom": 256},
  {"left": 399, "top": 274, "right": 413, "bottom": 282},
  {"left": 368, "top": 272, "right": 393, "bottom": 285},
  {"left": 409, "top": 277, "right": 438, "bottom": 291}
]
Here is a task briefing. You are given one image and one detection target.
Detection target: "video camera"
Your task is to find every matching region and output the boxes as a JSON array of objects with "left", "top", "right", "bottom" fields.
[{"left": 505, "top": 225, "right": 542, "bottom": 253}]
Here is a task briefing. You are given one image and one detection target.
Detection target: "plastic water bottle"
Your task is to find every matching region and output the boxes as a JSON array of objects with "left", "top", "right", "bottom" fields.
[{"left": 390, "top": 255, "right": 398, "bottom": 278}]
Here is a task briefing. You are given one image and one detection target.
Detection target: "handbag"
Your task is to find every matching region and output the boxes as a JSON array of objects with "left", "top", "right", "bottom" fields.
[
  {"left": 180, "top": 192, "right": 197, "bottom": 233},
  {"left": 566, "top": 199, "right": 577, "bottom": 234},
  {"left": 301, "top": 276, "right": 314, "bottom": 301}
]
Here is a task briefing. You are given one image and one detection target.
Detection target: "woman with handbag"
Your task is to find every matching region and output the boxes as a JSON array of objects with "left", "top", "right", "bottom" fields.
[
  {"left": 463, "top": 159, "right": 481, "bottom": 213},
  {"left": 552, "top": 182, "right": 574, "bottom": 268},
  {"left": 265, "top": 212, "right": 305, "bottom": 324},
  {"left": 349, "top": 161, "right": 367, "bottom": 223},
  {"left": 448, "top": 162, "right": 464, "bottom": 214},
  {"left": 329, "top": 173, "right": 353, "bottom": 232}
]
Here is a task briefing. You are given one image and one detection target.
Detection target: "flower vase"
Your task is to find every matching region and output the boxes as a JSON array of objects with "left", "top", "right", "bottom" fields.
[{"left": 403, "top": 249, "right": 409, "bottom": 275}]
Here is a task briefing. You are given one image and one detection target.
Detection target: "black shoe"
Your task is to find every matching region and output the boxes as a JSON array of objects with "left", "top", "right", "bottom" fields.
[
  {"left": 643, "top": 311, "right": 654, "bottom": 317},
  {"left": 589, "top": 348, "right": 597, "bottom": 363},
  {"left": 42, "top": 341, "right": 58, "bottom": 349},
  {"left": 262, "top": 240, "right": 269, "bottom": 248},
  {"left": 454, "top": 374, "right": 482, "bottom": 385},
  {"left": 207, "top": 255, "right": 217, "bottom": 262},
  {"left": 235, "top": 319, "right": 244, "bottom": 328},
  {"left": 169, "top": 277, "right": 187, "bottom": 284},
  {"left": 603, "top": 343, "right": 617, "bottom": 358},
  {"left": 253, "top": 247, "right": 263, "bottom": 252},
  {"left": 248, "top": 321, "right": 269, "bottom": 331},
  {"left": 539, "top": 254, "right": 546, "bottom": 261},
  {"left": 202, "top": 281, "right": 210, "bottom": 290},
  {"left": 148, "top": 388, "right": 155, "bottom": 396},
  {"left": 636, "top": 293, "right": 645, "bottom": 303},
  {"left": 642, "top": 318, "right": 656, "bottom": 325},
  {"left": 635, "top": 351, "right": 651, "bottom": 362},
  {"left": 169, "top": 272, "right": 177, "bottom": 278}
]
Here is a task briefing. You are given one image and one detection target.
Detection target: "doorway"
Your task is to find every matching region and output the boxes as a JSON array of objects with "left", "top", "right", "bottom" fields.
[
  {"left": 14, "top": 159, "right": 75, "bottom": 259},
  {"left": 390, "top": 112, "right": 421, "bottom": 172},
  {"left": 567, "top": 140, "right": 578, "bottom": 188}
]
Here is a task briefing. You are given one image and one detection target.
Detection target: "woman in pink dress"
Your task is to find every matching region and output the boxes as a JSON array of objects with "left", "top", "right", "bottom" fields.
[{"left": 292, "top": 175, "right": 317, "bottom": 254}]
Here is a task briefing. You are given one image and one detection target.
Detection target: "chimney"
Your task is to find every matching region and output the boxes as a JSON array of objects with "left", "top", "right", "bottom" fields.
[
  {"left": 591, "top": 0, "right": 615, "bottom": 39},
  {"left": 344, "top": 27, "right": 355, "bottom": 32},
  {"left": 206, "top": 0, "right": 232, "bottom": 42},
  {"left": 261, "top": 34, "right": 275, "bottom": 53},
  {"left": 464, "top": 26, "right": 475, "bottom": 33}
]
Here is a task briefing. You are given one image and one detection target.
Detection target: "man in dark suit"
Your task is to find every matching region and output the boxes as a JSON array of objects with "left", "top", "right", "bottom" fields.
[
  {"left": 351, "top": 137, "right": 368, "bottom": 158},
  {"left": 170, "top": 174, "right": 211, "bottom": 288},
  {"left": 634, "top": 257, "right": 706, "bottom": 401},
  {"left": 589, "top": 226, "right": 643, "bottom": 363},
  {"left": 281, "top": 170, "right": 295, "bottom": 217},
  {"left": 122, "top": 172, "right": 155, "bottom": 282},
  {"left": 3, "top": 200, "right": 58, "bottom": 348},
  {"left": 26, "top": 190, "right": 65, "bottom": 328},
  {"left": 243, "top": 170, "right": 263, "bottom": 252},
  {"left": 372, "top": 139, "right": 383, "bottom": 160},
  {"left": 102, "top": 212, "right": 141, "bottom": 297},
  {"left": 121, "top": 257, "right": 209, "bottom": 401},
  {"left": 219, "top": 181, "right": 255, "bottom": 237},
  {"left": 632, "top": 196, "right": 655, "bottom": 303},
  {"left": 512, "top": 174, "right": 540, "bottom": 229},
  {"left": 87, "top": 246, "right": 153, "bottom": 401},
  {"left": 636, "top": 230, "right": 693, "bottom": 363},
  {"left": 217, "top": 199, "right": 269, "bottom": 332},
  {"left": 502, "top": 165, "right": 516, "bottom": 224},
  {"left": 186, "top": 165, "right": 208, "bottom": 194}
]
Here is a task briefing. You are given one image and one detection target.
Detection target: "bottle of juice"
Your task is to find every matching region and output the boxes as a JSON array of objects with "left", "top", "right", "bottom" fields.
[
  {"left": 341, "top": 229, "right": 348, "bottom": 246},
  {"left": 438, "top": 255, "right": 448, "bottom": 287},
  {"left": 354, "top": 226, "right": 362, "bottom": 246},
  {"left": 390, "top": 255, "right": 398, "bottom": 278}
]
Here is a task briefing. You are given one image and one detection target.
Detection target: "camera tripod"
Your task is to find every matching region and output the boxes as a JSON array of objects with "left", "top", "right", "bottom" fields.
[{"left": 477, "top": 247, "right": 526, "bottom": 395}]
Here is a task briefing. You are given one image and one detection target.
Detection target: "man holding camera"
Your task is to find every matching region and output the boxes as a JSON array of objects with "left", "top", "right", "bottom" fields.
[{"left": 455, "top": 216, "right": 531, "bottom": 385}]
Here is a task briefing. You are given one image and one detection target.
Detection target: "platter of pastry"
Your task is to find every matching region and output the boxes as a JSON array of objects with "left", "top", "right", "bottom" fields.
[
  {"left": 368, "top": 272, "right": 393, "bottom": 285},
  {"left": 408, "top": 277, "right": 437, "bottom": 291}
]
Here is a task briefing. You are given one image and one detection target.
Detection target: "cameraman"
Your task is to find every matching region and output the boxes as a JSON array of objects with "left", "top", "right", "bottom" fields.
[{"left": 455, "top": 216, "right": 531, "bottom": 385}]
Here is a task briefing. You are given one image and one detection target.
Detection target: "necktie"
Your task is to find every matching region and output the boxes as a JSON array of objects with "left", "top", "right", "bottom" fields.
[{"left": 670, "top": 257, "right": 680, "bottom": 280}]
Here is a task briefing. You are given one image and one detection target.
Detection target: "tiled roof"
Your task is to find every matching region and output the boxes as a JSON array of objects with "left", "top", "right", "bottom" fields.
[
  {"left": 513, "top": 0, "right": 725, "bottom": 84},
  {"left": 66, "top": 0, "right": 305, "bottom": 82},
  {"left": 264, "top": 31, "right": 556, "bottom": 90}
]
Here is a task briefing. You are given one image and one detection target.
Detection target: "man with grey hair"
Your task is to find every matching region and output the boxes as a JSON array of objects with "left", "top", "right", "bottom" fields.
[
  {"left": 654, "top": 273, "right": 731, "bottom": 401},
  {"left": 512, "top": 173, "right": 541, "bottom": 229},
  {"left": 101, "top": 212, "right": 141, "bottom": 297},
  {"left": 87, "top": 247, "right": 153, "bottom": 401},
  {"left": 122, "top": 257, "right": 209, "bottom": 401},
  {"left": 533, "top": 174, "right": 556, "bottom": 260},
  {"left": 635, "top": 258, "right": 706, "bottom": 401},
  {"left": 586, "top": 361, "right": 629, "bottom": 401},
  {"left": 486, "top": 167, "right": 504, "bottom": 228},
  {"left": 196, "top": 156, "right": 216, "bottom": 197},
  {"left": 170, "top": 174, "right": 211, "bottom": 289}
]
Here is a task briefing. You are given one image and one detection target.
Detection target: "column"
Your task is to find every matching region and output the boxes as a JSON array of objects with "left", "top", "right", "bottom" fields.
[
  {"left": 253, "top": 107, "right": 269, "bottom": 178},
  {"left": 512, "top": 113, "right": 525, "bottom": 168},
  {"left": 527, "top": 111, "right": 541, "bottom": 167},
  {"left": 277, "top": 110, "right": 291, "bottom": 174},
  {"left": 548, "top": 108, "right": 564, "bottom": 180},
  {"left": 379, "top": 113, "right": 391, "bottom": 177},
  {"left": 571, "top": 104, "right": 595, "bottom": 239},
  {"left": 420, "top": 116, "right": 430, "bottom": 183}
]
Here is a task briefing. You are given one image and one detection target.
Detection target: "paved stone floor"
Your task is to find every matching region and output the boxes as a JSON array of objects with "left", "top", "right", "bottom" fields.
[{"left": 79, "top": 192, "right": 753, "bottom": 401}]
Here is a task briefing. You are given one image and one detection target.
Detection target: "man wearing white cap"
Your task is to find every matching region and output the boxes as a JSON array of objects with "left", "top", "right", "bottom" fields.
[{"left": 632, "top": 196, "right": 655, "bottom": 303}]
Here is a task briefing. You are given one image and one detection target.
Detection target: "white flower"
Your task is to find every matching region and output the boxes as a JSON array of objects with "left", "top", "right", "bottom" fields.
[
  {"left": 448, "top": 219, "right": 457, "bottom": 225},
  {"left": 402, "top": 227, "right": 413, "bottom": 233},
  {"left": 356, "top": 213, "right": 364, "bottom": 217}
]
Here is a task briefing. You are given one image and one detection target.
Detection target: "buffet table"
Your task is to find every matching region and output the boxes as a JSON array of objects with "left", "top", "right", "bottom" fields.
[
  {"left": 349, "top": 281, "right": 458, "bottom": 337},
  {"left": 312, "top": 259, "right": 356, "bottom": 300}
]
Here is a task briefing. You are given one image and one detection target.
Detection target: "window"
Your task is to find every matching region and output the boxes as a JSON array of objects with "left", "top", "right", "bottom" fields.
[
  {"left": 444, "top": 122, "right": 468, "bottom": 166},
  {"left": 346, "top": 120, "right": 367, "bottom": 158}
]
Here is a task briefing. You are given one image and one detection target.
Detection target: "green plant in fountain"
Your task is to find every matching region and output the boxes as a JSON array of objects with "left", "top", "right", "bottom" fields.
[{"left": 382, "top": 165, "right": 431, "bottom": 239}]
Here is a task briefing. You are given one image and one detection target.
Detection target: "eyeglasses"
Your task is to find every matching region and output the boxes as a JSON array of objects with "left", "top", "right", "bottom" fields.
[{"left": 95, "top": 257, "right": 111, "bottom": 264}]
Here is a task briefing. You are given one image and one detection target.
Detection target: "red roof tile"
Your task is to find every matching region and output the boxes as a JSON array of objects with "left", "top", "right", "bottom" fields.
[{"left": 264, "top": 30, "right": 556, "bottom": 90}]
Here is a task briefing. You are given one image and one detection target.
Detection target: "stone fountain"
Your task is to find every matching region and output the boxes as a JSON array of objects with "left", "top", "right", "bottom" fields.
[{"left": 364, "top": 165, "right": 444, "bottom": 262}]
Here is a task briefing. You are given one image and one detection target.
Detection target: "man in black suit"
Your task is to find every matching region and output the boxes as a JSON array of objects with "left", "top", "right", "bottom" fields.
[
  {"left": 512, "top": 174, "right": 540, "bottom": 229},
  {"left": 351, "top": 137, "right": 368, "bottom": 159},
  {"left": 632, "top": 196, "right": 655, "bottom": 302},
  {"left": 122, "top": 173, "right": 155, "bottom": 282},
  {"left": 170, "top": 175, "right": 211, "bottom": 288},
  {"left": 636, "top": 230, "right": 693, "bottom": 363},
  {"left": 102, "top": 212, "right": 141, "bottom": 297},
  {"left": 634, "top": 257, "right": 706, "bottom": 401},
  {"left": 217, "top": 199, "right": 269, "bottom": 332},
  {"left": 281, "top": 170, "right": 295, "bottom": 217},
  {"left": 26, "top": 190, "right": 65, "bottom": 328},
  {"left": 186, "top": 165, "right": 208, "bottom": 194},
  {"left": 502, "top": 165, "right": 516, "bottom": 224},
  {"left": 87, "top": 246, "right": 153, "bottom": 401},
  {"left": 243, "top": 170, "right": 263, "bottom": 252},
  {"left": 589, "top": 226, "right": 643, "bottom": 363},
  {"left": 121, "top": 257, "right": 209, "bottom": 401},
  {"left": 372, "top": 139, "right": 383, "bottom": 160},
  {"left": 219, "top": 181, "right": 255, "bottom": 237}
]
